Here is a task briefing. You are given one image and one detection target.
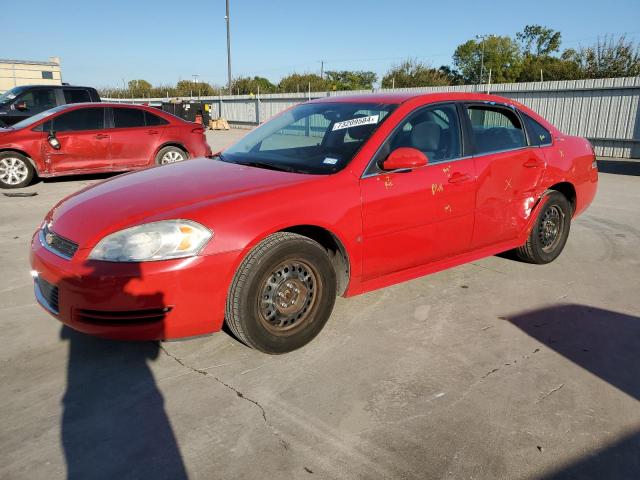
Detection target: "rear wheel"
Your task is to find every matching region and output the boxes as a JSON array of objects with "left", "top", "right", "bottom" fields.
[
  {"left": 226, "top": 232, "right": 337, "bottom": 354},
  {"left": 516, "top": 191, "right": 572, "bottom": 264},
  {"left": 155, "top": 146, "right": 188, "bottom": 165},
  {"left": 0, "top": 152, "right": 35, "bottom": 189}
]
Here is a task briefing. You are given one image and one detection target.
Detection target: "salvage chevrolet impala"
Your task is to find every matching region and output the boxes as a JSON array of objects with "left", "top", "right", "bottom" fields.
[{"left": 30, "top": 93, "right": 598, "bottom": 353}]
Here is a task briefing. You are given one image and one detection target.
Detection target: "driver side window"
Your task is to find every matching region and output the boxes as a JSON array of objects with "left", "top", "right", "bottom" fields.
[
  {"left": 375, "top": 103, "right": 462, "bottom": 169},
  {"left": 18, "top": 89, "right": 56, "bottom": 110}
]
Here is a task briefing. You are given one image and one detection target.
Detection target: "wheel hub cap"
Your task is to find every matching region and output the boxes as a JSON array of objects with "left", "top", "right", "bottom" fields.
[
  {"left": 539, "top": 205, "right": 562, "bottom": 252},
  {"left": 259, "top": 260, "right": 317, "bottom": 332},
  {"left": 0, "top": 158, "right": 28, "bottom": 185}
]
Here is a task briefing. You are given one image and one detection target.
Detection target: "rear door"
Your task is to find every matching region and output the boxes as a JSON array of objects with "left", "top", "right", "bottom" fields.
[
  {"left": 45, "top": 107, "right": 111, "bottom": 173},
  {"left": 108, "top": 107, "right": 165, "bottom": 167},
  {"left": 465, "top": 104, "right": 546, "bottom": 248},
  {"left": 360, "top": 103, "right": 476, "bottom": 280}
]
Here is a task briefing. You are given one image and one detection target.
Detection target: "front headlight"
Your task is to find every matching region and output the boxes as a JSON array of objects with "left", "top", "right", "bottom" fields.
[{"left": 89, "top": 220, "right": 212, "bottom": 262}]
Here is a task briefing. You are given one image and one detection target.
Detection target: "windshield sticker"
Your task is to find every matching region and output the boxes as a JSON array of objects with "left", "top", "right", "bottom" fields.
[
  {"left": 332, "top": 114, "right": 379, "bottom": 131},
  {"left": 323, "top": 157, "right": 338, "bottom": 165}
]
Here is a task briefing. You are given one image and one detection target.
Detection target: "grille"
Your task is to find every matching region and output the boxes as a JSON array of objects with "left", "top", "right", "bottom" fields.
[
  {"left": 77, "top": 307, "right": 171, "bottom": 325},
  {"left": 35, "top": 277, "right": 59, "bottom": 314},
  {"left": 41, "top": 224, "right": 79, "bottom": 259}
]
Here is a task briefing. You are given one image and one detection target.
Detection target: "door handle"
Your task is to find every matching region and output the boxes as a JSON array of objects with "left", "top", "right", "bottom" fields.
[
  {"left": 94, "top": 133, "right": 109, "bottom": 140},
  {"left": 523, "top": 158, "right": 545, "bottom": 168},
  {"left": 448, "top": 172, "right": 471, "bottom": 184},
  {"left": 147, "top": 129, "right": 159, "bottom": 135}
]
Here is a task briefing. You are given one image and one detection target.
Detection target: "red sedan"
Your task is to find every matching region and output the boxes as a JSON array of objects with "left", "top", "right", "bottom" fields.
[
  {"left": 0, "top": 102, "right": 211, "bottom": 188},
  {"left": 30, "top": 93, "right": 598, "bottom": 353}
]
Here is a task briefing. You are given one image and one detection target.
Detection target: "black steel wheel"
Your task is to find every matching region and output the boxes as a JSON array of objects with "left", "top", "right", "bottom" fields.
[
  {"left": 226, "top": 232, "right": 336, "bottom": 354},
  {"left": 516, "top": 191, "right": 572, "bottom": 264}
]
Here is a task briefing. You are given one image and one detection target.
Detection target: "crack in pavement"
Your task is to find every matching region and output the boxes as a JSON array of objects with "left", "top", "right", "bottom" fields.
[{"left": 159, "top": 344, "right": 289, "bottom": 450}]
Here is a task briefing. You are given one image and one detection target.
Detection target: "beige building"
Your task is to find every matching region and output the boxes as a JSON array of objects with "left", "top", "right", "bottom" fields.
[{"left": 0, "top": 57, "right": 62, "bottom": 93}]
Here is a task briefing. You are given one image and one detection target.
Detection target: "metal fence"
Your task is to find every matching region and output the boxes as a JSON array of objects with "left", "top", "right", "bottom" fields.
[{"left": 106, "top": 76, "right": 640, "bottom": 158}]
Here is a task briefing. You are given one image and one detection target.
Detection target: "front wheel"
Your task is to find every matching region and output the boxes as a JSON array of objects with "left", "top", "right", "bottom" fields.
[
  {"left": 0, "top": 152, "right": 35, "bottom": 189},
  {"left": 516, "top": 191, "right": 572, "bottom": 264},
  {"left": 225, "top": 232, "right": 337, "bottom": 354}
]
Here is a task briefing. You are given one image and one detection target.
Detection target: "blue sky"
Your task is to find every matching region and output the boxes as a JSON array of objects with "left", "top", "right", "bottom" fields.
[{"left": 2, "top": 0, "right": 639, "bottom": 88}]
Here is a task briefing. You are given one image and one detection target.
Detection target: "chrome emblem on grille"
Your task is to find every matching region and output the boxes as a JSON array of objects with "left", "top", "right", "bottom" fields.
[{"left": 45, "top": 232, "right": 54, "bottom": 245}]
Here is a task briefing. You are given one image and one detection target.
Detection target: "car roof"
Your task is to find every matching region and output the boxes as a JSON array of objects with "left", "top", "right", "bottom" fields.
[
  {"left": 308, "top": 91, "right": 523, "bottom": 106},
  {"left": 12, "top": 84, "right": 96, "bottom": 90},
  {"left": 54, "top": 102, "right": 152, "bottom": 109}
]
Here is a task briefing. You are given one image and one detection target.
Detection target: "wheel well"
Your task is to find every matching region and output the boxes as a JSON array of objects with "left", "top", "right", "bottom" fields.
[
  {"left": 156, "top": 143, "right": 189, "bottom": 158},
  {"left": 281, "top": 225, "right": 350, "bottom": 296},
  {"left": 548, "top": 182, "right": 576, "bottom": 214},
  {"left": 0, "top": 149, "right": 38, "bottom": 174}
]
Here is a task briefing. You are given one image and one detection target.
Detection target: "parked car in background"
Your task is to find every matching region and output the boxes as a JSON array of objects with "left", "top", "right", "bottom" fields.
[
  {"left": 0, "top": 103, "right": 211, "bottom": 188},
  {"left": 0, "top": 85, "right": 100, "bottom": 127},
  {"left": 30, "top": 93, "right": 597, "bottom": 354}
]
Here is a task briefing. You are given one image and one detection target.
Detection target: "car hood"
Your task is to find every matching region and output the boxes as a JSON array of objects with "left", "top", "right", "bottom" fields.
[{"left": 47, "top": 158, "right": 315, "bottom": 248}]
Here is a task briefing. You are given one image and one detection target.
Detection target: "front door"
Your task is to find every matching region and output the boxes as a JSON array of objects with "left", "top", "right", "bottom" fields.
[
  {"left": 360, "top": 103, "right": 476, "bottom": 280},
  {"left": 45, "top": 107, "right": 111, "bottom": 173}
]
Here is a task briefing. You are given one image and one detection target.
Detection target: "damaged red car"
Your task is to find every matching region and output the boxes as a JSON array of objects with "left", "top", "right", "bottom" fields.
[
  {"left": 0, "top": 103, "right": 211, "bottom": 188},
  {"left": 30, "top": 93, "right": 598, "bottom": 353}
]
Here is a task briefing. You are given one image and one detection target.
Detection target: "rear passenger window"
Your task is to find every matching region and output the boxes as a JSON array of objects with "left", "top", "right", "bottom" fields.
[
  {"left": 466, "top": 106, "right": 526, "bottom": 154},
  {"left": 145, "top": 111, "right": 169, "bottom": 126},
  {"left": 63, "top": 89, "right": 91, "bottom": 104},
  {"left": 113, "top": 108, "right": 146, "bottom": 128},
  {"left": 522, "top": 114, "right": 552, "bottom": 146},
  {"left": 53, "top": 108, "right": 105, "bottom": 131}
]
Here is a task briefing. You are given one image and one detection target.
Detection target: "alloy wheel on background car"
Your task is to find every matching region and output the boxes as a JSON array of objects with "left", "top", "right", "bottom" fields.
[
  {"left": 160, "top": 151, "right": 185, "bottom": 164},
  {"left": 0, "top": 157, "right": 29, "bottom": 186}
]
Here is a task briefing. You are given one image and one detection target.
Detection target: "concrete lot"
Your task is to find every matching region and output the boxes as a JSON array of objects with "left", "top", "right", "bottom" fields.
[{"left": 1, "top": 131, "right": 639, "bottom": 479}]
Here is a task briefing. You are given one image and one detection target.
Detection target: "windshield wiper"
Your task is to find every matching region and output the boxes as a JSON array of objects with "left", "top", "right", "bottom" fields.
[{"left": 240, "top": 160, "right": 300, "bottom": 173}]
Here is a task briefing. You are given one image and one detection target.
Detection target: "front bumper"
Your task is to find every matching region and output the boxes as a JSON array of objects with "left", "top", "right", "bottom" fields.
[{"left": 30, "top": 232, "right": 238, "bottom": 340}]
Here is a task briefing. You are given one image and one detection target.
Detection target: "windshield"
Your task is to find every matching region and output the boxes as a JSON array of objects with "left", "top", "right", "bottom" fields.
[
  {"left": 10, "top": 105, "right": 67, "bottom": 130},
  {"left": 0, "top": 86, "right": 27, "bottom": 105},
  {"left": 222, "top": 102, "right": 397, "bottom": 174}
]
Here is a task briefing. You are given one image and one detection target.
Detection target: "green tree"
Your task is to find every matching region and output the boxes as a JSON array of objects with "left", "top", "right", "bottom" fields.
[
  {"left": 381, "top": 59, "right": 450, "bottom": 88},
  {"left": 562, "top": 35, "right": 640, "bottom": 78},
  {"left": 230, "top": 76, "right": 276, "bottom": 95},
  {"left": 278, "top": 73, "right": 329, "bottom": 93},
  {"left": 324, "top": 70, "right": 377, "bottom": 90},
  {"left": 175, "top": 80, "right": 216, "bottom": 97},
  {"left": 453, "top": 35, "right": 522, "bottom": 84},
  {"left": 437, "top": 65, "right": 464, "bottom": 85},
  {"left": 516, "top": 25, "right": 562, "bottom": 57}
]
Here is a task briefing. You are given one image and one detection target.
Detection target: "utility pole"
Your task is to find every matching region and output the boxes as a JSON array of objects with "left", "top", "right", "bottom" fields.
[
  {"left": 225, "top": 0, "right": 232, "bottom": 95},
  {"left": 320, "top": 60, "right": 324, "bottom": 79},
  {"left": 193, "top": 74, "right": 200, "bottom": 100},
  {"left": 476, "top": 34, "right": 488, "bottom": 85}
]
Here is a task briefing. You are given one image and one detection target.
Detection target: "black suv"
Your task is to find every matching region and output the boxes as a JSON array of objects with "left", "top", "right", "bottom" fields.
[{"left": 0, "top": 85, "right": 100, "bottom": 126}]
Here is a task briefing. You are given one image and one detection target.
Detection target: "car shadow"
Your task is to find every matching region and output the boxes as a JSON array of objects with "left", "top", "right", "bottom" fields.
[
  {"left": 506, "top": 304, "right": 640, "bottom": 479},
  {"left": 41, "top": 172, "right": 123, "bottom": 185},
  {"left": 59, "top": 261, "right": 188, "bottom": 480}
]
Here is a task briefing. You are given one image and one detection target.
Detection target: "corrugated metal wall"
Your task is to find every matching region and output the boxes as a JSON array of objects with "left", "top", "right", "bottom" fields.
[{"left": 107, "top": 76, "right": 640, "bottom": 158}]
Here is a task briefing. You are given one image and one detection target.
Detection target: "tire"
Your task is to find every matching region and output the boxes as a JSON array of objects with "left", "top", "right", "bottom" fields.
[
  {"left": 0, "top": 152, "right": 35, "bottom": 189},
  {"left": 155, "top": 146, "right": 188, "bottom": 165},
  {"left": 516, "top": 191, "right": 572, "bottom": 264},
  {"left": 226, "top": 232, "right": 337, "bottom": 354}
]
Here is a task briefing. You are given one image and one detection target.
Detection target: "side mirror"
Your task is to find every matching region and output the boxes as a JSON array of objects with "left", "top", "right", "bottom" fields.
[
  {"left": 14, "top": 101, "right": 28, "bottom": 111},
  {"left": 382, "top": 147, "right": 428, "bottom": 172},
  {"left": 47, "top": 131, "right": 61, "bottom": 150}
]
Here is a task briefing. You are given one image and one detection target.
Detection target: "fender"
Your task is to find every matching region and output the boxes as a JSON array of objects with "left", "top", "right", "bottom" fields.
[{"left": 0, "top": 147, "right": 39, "bottom": 174}]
